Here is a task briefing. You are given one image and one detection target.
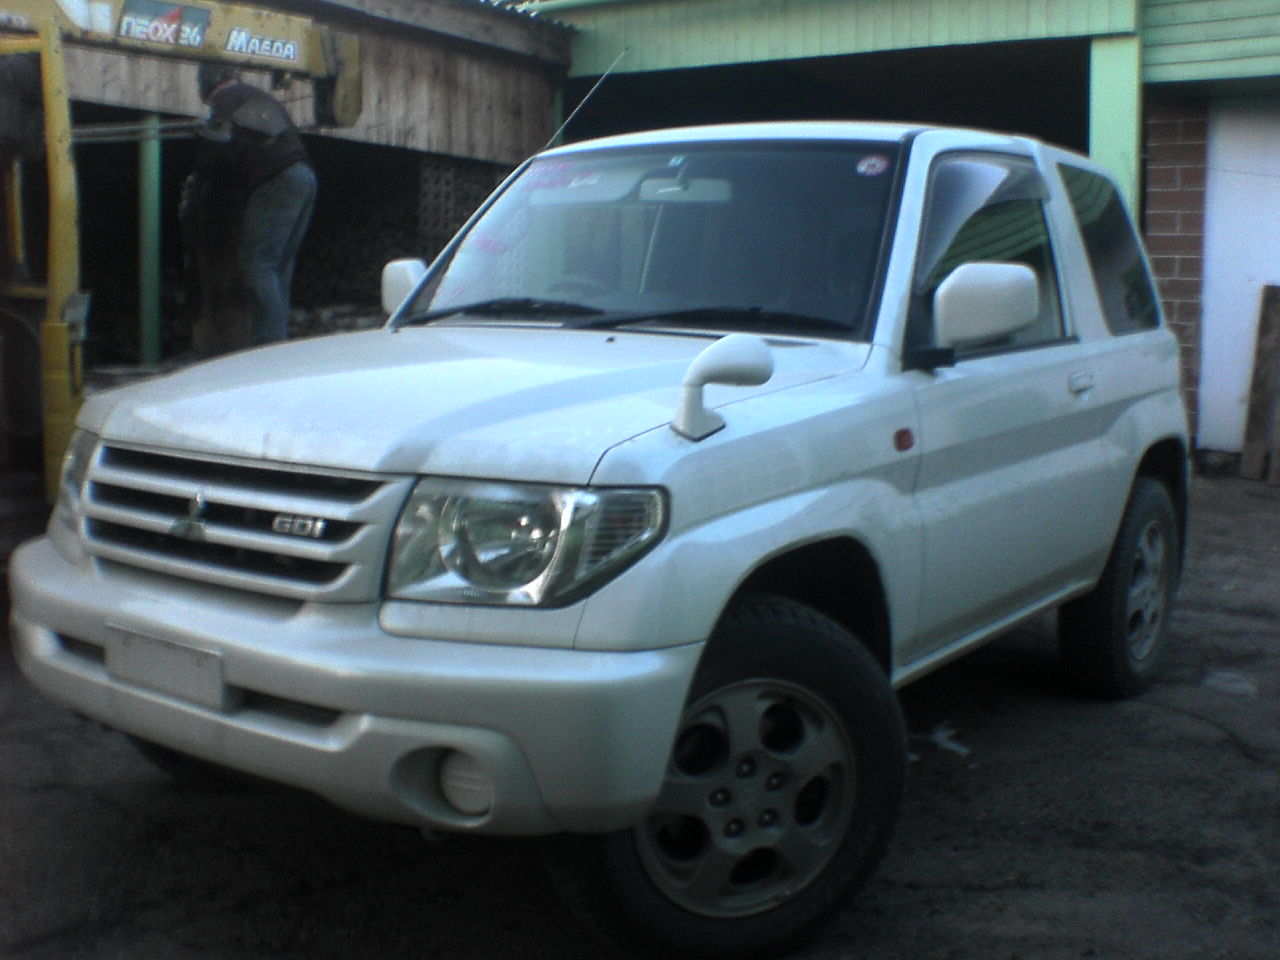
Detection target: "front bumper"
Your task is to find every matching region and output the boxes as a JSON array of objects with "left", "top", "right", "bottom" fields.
[{"left": 9, "top": 537, "right": 701, "bottom": 834}]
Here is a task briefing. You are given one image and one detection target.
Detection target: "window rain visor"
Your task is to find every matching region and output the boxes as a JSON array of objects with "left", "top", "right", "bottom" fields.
[{"left": 406, "top": 142, "right": 901, "bottom": 339}]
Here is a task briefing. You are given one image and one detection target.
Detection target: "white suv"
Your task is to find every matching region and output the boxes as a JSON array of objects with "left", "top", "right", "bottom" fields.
[{"left": 10, "top": 122, "right": 1188, "bottom": 957}]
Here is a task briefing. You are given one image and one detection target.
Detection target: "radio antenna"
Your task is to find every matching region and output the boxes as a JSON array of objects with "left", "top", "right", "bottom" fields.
[{"left": 543, "top": 48, "right": 628, "bottom": 151}]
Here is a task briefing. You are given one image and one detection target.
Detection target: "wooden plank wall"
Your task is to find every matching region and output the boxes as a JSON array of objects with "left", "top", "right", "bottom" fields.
[
  {"left": 347, "top": 31, "right": 555, "bottom": 164},
  {"left": 1241, "top": 285, "right": 1280, "bottom": 484},
  {"left": 551, "top": 0, "right": 1139, "bottom": 77},
  {"left": 306, "top": 0, "right": 570, "bottom": 65},
  {"left": 1143, "top": 0, "right": 1280, "bottom": 84},
  {"left": 64, "top": 29, "right": 557, "bottom": 165}
]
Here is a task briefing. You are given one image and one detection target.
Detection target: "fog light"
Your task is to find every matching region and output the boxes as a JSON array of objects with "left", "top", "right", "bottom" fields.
[{"left": 439, "top": 750, "right": 493, "bottom": 816}]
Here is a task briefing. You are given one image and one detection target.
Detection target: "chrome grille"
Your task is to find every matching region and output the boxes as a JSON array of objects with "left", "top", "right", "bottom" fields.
[{"left": 80, "top": 444, "right": 414, "bottom": 601}]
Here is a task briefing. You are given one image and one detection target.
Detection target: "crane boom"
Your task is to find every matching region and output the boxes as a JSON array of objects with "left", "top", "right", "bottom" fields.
[
  {"left": 2, "top": 0, "right": 360, "bottom": 498},
  {"left": 2, "top": 0, "right": 360, "bottom": 125}
]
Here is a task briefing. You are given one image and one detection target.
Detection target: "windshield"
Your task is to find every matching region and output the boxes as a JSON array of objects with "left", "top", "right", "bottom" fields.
[{"left": 405, "top": 141, "right": 901, "bottom": 339}]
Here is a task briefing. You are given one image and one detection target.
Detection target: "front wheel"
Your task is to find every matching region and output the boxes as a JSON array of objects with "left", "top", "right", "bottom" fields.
[
  {"left": 548, "top": 595, "right": 906, "bottom": 958},
  {"left": 1059, "top": 477, "right": 1181, "bottom": 698}
]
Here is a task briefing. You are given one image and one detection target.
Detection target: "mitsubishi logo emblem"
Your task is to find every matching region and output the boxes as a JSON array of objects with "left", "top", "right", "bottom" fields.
[{"left": 169, "top": 490, "right": 209, "bottom": 541}]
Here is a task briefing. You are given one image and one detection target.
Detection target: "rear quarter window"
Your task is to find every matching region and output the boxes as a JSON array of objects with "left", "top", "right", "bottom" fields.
[{"left": 1058, "top": 164, "right": 1160, "bottom": 335}]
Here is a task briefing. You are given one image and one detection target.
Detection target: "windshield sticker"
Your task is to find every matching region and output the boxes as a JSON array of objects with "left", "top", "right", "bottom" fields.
[
  {"left": 856, "top": 155, "right": 890, "bottom": 177},
  {"left": 470, "top": 228, "right": 512, "bottom": 255},
  {"left": 525, "top": 161, "right": 578, "bottom": 189},
  {"left": 117, "top": 0, "right": 209, "bottom": 48}
]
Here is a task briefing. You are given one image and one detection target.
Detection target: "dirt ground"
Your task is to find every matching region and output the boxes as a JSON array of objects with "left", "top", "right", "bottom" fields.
[{"left": 2, "top": 474, "right": 1277, "bottom": 960}]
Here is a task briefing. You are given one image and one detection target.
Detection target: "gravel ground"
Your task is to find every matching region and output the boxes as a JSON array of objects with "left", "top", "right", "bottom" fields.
[{"left": 2, "top": 474, "right": 1278, "bottom": 959}]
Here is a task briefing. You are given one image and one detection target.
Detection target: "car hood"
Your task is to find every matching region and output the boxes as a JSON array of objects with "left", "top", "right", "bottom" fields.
[{"left": 80, "top": 326, "right": 868, "bottom": 483}]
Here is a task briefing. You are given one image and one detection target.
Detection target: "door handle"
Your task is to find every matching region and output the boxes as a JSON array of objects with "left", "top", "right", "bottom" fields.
[{"left": 1068, "top": 371, "right": 1095, "bottom": 395}]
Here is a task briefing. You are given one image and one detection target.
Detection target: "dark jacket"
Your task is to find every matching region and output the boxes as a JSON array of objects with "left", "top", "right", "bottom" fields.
[{"left": 196, "top": 81, "right": 309, "bottom": 191}]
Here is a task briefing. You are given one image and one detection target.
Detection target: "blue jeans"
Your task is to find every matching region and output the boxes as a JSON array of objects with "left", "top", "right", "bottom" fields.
[{"left": 239, "top": 161, "right": 317, "bottom": 345}]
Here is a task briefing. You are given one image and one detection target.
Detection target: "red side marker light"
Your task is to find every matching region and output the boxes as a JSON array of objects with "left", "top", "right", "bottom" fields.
[{"left": 894, "top": 428, "right": 915, "bottom": 452}]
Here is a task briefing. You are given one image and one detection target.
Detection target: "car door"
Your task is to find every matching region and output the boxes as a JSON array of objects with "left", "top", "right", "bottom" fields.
[{"left": 903, "top": 152, "right": 1117, "bottom": 665}]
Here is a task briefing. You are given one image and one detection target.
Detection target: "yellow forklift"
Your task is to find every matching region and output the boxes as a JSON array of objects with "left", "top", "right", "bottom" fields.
[{"left": 1, "top": 0, "right": 359, "bottom": 500}]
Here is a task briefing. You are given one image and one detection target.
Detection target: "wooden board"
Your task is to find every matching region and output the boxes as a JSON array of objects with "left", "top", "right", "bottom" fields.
[
  {"left": 63, "top": 23, "right": 556, "bottom": 164},
  {"left": 1241, "top": 284, "right": 1280, "bottom": 484}
]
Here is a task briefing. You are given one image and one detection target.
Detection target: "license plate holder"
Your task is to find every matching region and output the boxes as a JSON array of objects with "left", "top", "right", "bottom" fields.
[{"left": 106, "top": 629, "right": 231, "bottom": 711}]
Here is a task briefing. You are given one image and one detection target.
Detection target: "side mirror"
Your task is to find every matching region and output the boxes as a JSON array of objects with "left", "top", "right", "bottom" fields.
[
  {"left": 381, "top": 258, "right": 428, "bottom": 315},
  {"left": 933, "top": 262, "right": 1039, "bottom": 349},
  {"left": 671, "top": 334, "right": 774, "bottom": 441}
]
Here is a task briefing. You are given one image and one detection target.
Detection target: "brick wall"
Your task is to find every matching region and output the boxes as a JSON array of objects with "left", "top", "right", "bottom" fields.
[{"left": 1143, "top": 94, "right": 1209, "bottom": 439}]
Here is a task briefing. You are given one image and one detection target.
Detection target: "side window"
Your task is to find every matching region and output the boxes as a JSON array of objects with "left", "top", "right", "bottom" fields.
[
  {"left": 908, "top": 154, "right": 1064, "bottom": 355},
  {"left": 1058, "top": 164, "right": 1160, "bottom": 334}
]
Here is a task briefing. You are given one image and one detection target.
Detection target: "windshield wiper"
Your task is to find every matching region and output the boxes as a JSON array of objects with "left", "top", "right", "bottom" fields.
[
  {"left": 566, "top": 306, "right": 853, "bottom": 335},
  {"left": 399, "top": 297, "right": 606, "bottom": 326}
]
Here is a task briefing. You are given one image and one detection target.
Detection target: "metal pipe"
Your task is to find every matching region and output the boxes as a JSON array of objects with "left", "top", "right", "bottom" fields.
[
  {"left": 75, "top": 119, "right": 201, "bottom": 135},
  {"left": 138, "top": 113, "right": 161, "bottom": 367},
  {"left": 73, "top": 119, "right": 201, "bottom": 143},
  {"left": 74, "top": 129, "right": 198, "bottom": 144}
]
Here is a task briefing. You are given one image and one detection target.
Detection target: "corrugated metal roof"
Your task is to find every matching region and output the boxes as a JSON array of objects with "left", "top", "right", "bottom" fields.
[{"left": 268, "top": 0, "right": 573, "bottom": 64}]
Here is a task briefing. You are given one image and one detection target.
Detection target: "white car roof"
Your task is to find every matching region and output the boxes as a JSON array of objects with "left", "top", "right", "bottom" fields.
[{"left": 541, "top": 120, "right": 1040, "bottom": 157}]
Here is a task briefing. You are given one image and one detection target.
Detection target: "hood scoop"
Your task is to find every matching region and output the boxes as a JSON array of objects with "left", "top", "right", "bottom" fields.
[{"left": 672, "top": 334, "right": 775, "bottom": 441}]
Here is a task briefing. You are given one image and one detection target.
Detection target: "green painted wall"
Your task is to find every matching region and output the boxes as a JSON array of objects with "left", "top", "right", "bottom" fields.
[
  {"left": 1091, "top": 34, "right": 1142, "bottom": 207},
  {"left": 538, "top": 0, "right": 1138, "bottom": 77},
  {"left": 1142, "top": 0, "right": 1280, "bottom": 83},
  {"left": 535, "top": 0, "right": 1280, "bottom": 86}
]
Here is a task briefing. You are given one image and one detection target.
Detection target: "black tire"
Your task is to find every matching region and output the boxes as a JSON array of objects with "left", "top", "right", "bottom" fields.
[
  {"left": 1058, "top": 477, "right": 1180, "bottom": 699},
  {"left": 547, "top": 594, "right": 906, "bottom": 959}
]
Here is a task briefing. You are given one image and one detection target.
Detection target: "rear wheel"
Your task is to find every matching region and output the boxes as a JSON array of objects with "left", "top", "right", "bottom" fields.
[
  {"left": 548, "top": 595, "right": 906, "bottom": 958},
  {"left": 1059, "top": 477, "right": 1180, "bottom": 698}
]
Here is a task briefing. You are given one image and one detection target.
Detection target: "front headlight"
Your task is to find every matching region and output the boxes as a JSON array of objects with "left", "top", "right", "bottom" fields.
[{"left": 388, "top": 477, "right": 666, "bottom": 606}]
